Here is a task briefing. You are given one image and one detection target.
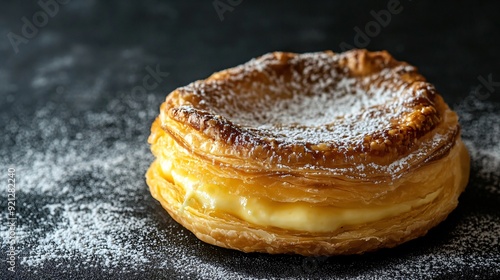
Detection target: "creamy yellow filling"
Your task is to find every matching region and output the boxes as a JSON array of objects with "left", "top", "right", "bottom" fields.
[{"left": 161, "top": 159, "right": 441, "bottom": 233}]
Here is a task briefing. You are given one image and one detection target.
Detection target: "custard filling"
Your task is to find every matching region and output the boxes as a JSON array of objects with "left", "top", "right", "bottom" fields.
[
  {"left": 158, "top": 155, "right": 443, "bottom": 232},
  {"left": 152, "top": 121, "right": 468, "bottom": 233}
]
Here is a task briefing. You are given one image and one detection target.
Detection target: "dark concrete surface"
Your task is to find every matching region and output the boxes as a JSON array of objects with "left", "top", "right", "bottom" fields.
[{"left": 1, "top": 1, "right": 499, "bottom": 279}]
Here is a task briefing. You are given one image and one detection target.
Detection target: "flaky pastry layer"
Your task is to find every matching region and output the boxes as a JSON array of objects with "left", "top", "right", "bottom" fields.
[
  {"left": 146, "top": 49, "right": 470, "bottom": 255},
  {"left": 147, "top": 118, "right": 469, "bottom": 255}
]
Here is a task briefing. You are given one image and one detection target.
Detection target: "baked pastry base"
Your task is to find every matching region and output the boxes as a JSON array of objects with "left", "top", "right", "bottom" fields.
[
  {"left": 146, "top": 50, "right": 470, "bottom": 255},
  {"left": 146, "top": 133, "right": 469, "bottom": 256}
]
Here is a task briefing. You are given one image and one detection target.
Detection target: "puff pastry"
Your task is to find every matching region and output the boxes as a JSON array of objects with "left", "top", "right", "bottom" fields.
[{"left": 146, "top": 49, "right": 470, "bottom": 255}]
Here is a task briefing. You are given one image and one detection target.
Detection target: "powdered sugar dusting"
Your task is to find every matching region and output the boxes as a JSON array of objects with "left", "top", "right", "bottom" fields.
[
  {"left": 351, "top": 214, "right": 500, "bottom": 279},
  {"left": 456, "top": 97, "right": 500, "bottom": 194},
  {"left": 24, "top": 202, "right": 151, "bottom": 270},
  {"left": 189, "top": 52, "right": 419, "bottom": 146},
  {"left": 173, "top": 52, "right": 450, "bottom": 182}
]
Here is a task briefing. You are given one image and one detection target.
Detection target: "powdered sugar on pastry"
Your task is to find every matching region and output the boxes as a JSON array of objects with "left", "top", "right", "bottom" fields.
[{"left": 164, "top": 51, "right": 457, "bottom": 181}]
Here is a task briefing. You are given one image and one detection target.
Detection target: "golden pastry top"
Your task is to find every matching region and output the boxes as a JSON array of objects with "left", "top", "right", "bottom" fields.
[{"left": 154, "top": 49, "right": 460, "bottom": 181}]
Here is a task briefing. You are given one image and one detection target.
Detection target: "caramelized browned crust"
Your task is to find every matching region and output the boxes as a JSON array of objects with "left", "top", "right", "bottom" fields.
[
  {"left": 146, "top": 49, "right": 470, "bottom": 255},
  {"left": 157, "top": 50, "right": 459, "bottom": 181}
]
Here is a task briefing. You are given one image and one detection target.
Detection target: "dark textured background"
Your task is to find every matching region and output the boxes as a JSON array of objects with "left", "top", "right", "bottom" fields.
[{"left": 1, "top": 0, "right": 499, "bottom": 279}]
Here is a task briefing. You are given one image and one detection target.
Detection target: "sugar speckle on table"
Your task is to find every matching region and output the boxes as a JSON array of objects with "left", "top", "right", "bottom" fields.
[{"left": 1, "top": 82, "right": 499, "bottom": 279}]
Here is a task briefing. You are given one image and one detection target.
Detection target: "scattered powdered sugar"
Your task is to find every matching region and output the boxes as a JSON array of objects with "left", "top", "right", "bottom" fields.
[
  {"left": 455, "top": 97, "right": 500, "bottom": 194},
  {"left": 0, "top": 91, "right": 166, "bottom": 275},
  {"left": 24, "top": 202, "right": 151, "bottom": 270},
  {"left": 365, "top": 215, "right": 500, "bottom": 279},
  {"left": 188, "top": 52, "right": 419, "bottom": 147},
  {"left": 1, "top": 78, "right": 499, "bottom": 279}
]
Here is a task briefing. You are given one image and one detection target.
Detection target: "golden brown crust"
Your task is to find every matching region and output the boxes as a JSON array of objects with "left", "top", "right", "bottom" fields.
[
  {"left": 157, "top": 49, "right": 459, "bottom": 181},
  {"left": 146, "top": 49, "right": 470, "bottom": 255}
]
